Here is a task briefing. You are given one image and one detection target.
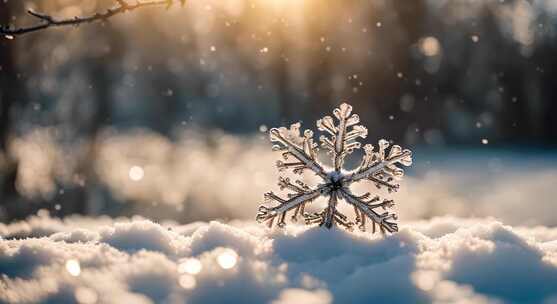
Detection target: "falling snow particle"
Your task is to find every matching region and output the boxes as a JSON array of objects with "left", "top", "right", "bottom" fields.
[
  {"left": 471, "top": 35, "right": 479, "bottom": 43},
  {"left": 482, "top": 138, "right": 489, "bottom": 145}
]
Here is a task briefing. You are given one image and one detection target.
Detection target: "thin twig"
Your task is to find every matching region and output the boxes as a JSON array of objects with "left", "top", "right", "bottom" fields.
[{"left": 0, "top": 0, "right": 186, "bottom": 37}]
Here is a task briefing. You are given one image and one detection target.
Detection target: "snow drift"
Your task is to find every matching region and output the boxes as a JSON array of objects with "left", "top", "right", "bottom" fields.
[{"left": 1, "top": 215, "right": 557, "bottom": 304}]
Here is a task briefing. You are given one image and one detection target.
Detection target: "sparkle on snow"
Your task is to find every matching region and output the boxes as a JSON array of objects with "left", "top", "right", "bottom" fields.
[{"left": 256, "top": 103, "right": 413, "bottom": 234}]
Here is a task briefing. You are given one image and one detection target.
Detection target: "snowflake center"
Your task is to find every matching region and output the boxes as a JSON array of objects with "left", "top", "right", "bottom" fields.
[{"left": 327, "top": 171, "right": 344, "bottom": 191}]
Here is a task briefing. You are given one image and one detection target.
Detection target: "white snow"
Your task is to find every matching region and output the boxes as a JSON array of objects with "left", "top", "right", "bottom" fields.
[{"left": 2, "top": 215, "right": 557, "bottom": 303}]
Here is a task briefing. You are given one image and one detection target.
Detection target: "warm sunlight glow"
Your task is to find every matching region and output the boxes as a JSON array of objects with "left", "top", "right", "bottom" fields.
[
  {"left": 65, "top": 259, "right": 81, "bottom": 276},
  {"left": 262, "top": 0, "right": 302, "bottom": 12},
  {"left": 217, "top": 249, "right": 238, "bottom": 269}
]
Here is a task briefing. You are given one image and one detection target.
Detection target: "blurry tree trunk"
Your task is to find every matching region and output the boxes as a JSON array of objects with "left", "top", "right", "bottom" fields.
[
  {"left": 65, "top": 61, "right": 112, "bottom": 216},
  {"left": 0, "top": 4, "right": 15, "bottom": 155},
  {"left": 0, "top": 2, "right": 25, "bottom": 219},
  {"left": 532, "top": 34, "right": 557, "bottom": 142},
  {"left": 63, "top": 18, "right": 122, "bottom": 216},
  {"left": 273, "top": 28, "right": 293, "bottom": 122},
  {"left": 77, "top": 60, "right": 112, "bottom": 215},
  {"left": 358, "top": 0, "right": 426, "bottom": 140},
  {"left": 305, "top": 5, "right": 333, "bottom": 121},
  {"left": 151, "top": 72, "right": 179, "bottom": 135}
]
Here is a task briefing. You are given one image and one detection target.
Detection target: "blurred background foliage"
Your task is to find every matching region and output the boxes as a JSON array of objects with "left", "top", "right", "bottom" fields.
[{"left": 0, "top": 0, "right": 556, "bottom": 224}]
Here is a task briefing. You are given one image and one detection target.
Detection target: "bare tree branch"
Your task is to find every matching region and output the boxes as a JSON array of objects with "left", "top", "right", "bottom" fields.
[{"left": 0, "top": 0, "right": 186, "bottom": 37}]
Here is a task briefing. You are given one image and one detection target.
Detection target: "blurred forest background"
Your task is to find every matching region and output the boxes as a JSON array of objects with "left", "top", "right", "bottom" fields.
[{"left": 0, "top": 0, "right": 556, "bottom": 225}]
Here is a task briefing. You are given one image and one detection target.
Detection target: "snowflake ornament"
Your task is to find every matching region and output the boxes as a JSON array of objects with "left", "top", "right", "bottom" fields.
[{"left": 256, "top": 103, "right": 413, "bottom": 234}]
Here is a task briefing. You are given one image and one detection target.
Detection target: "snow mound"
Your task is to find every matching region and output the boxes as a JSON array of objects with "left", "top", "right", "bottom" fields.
[{"left": 1, "top": 216, "right": 557, "bottom": 304}]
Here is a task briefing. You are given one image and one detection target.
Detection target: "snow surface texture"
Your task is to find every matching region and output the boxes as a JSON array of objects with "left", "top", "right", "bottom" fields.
[{"left": 2, "top": 214, "right": 557, "bottom": 304}]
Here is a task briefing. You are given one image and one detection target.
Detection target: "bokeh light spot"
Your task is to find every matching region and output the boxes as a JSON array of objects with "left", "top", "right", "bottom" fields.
[
  {"left": 178, "top": 258, "right": 203, "bottom": 275},
  {"left": 217, "top": 249, "right": 238, "bottom": 270},
  {"left": 128, "top": 166, "right": 144, "bottom": 181},
  {"left": 178, "top": 274, "right": 197, "bottom": 289},
  {"left": 65, "top": 259, "right": 81, "bottom": 276},
  {"left": 420, "top": 36, "right": 441, "bottom": 56}
]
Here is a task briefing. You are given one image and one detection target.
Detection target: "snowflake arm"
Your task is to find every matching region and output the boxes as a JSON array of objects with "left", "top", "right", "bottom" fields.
[
  {"left": 256, "top": 185, "right": 324, "bottom": 228},
  {"left": 269, "top": 123, "right": 328, "bottom": 179},
  {"left": 317, "top": 103, "right": 368, "bottom": 170},
  {"left": 343, "top": 140, "right": 412, "bottom": 190},
  {"left": 339, "top": 189, "right": 398, "bottom": 233},
  {"left": 304, "top": 193, "right": 354, "bottom": 230}
]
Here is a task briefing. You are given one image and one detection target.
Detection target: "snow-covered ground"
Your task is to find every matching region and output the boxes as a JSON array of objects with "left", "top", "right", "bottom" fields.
[
  {"left": 4, "top": 130, "right": 557, "bottom": 303},
  {"left": 2, "top": 214, "right": 557, "bottom": 304}
]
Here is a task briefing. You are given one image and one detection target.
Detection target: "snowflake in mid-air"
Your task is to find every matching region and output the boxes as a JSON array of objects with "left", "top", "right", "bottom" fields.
[{"left": 256, "top": 103, "right": 413, "bottom": 234}]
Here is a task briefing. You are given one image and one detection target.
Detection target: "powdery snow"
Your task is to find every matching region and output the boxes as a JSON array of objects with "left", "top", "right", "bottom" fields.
[{"left": 1, "top": 215, "right": 557, "bottom": 304}]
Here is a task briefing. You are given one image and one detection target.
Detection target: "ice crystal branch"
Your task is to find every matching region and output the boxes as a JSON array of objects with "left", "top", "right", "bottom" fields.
[
  {"left": 0, "top": 0, "right": 186, "bottom": 37},
  {"left": 269, "top": 123, "right": 327, "bottom": 179},
  {"left": 256, "top": 102, "right": 413, "bottom": 234},
  {"left": 256, "top": 186, "right": 324, "bottom": 228},
  {"left": 317, "top": 103, "right": 367, "bottom": 171}
]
